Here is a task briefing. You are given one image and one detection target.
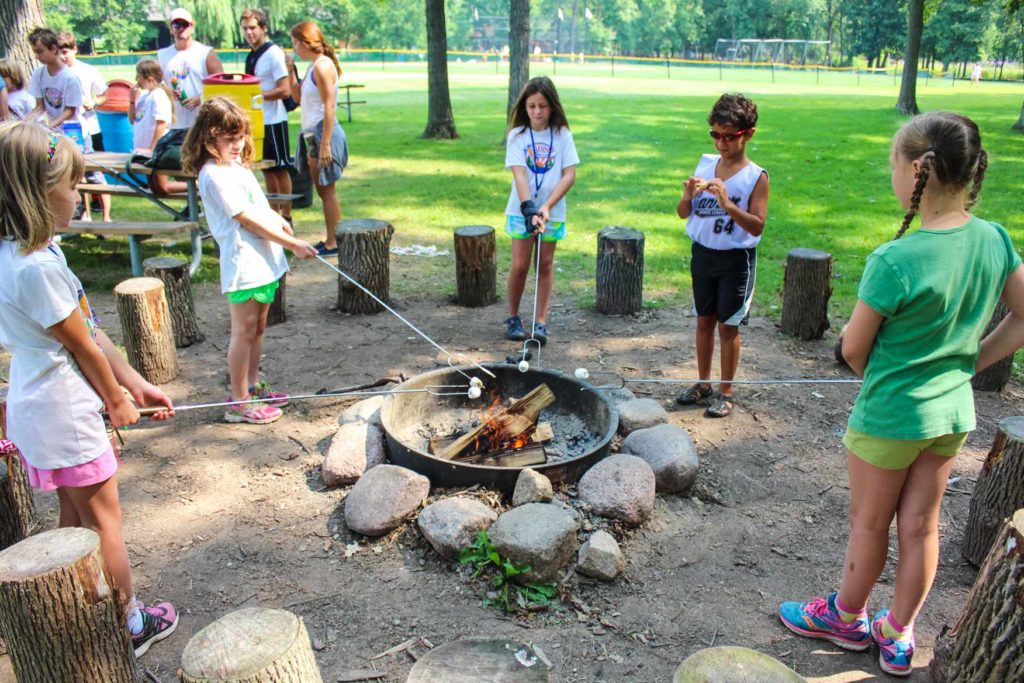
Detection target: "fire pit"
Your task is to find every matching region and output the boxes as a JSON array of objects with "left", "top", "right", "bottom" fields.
[{"left": 380, "top": 364, "right": 617, "bottom": 491}]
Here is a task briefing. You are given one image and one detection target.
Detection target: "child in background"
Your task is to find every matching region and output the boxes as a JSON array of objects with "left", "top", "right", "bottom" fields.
[
  {"left": 26, "top": 27, "right": 83, "bottom": 134},
  {"left": 503, "top": 76, "right": 578, "bottom": 346},
  {"left": 182, "top": 97, "right": 317, "bottom": 425},
  {"left": 675, "top": 93, "right": 769, "bottom": 418},
  {"left": 129, "top": 60, "right": 172, "bottom": 154},
  {"left": 779, "top": 112, "right": 1024, "bottom": 677},
  {"left": 0, "top": 121, "right": 179, "bottom": 656},
  {"left": 0, "top": 59, "right": 39, "bottom": 120}
]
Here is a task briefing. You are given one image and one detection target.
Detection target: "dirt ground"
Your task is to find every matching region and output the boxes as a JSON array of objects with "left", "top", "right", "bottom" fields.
[{"left": 3, "top": 251, "right": 1021, "bottom": 683}]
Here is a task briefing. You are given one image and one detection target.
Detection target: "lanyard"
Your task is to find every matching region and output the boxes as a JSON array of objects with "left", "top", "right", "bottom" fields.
[{"left": 527, "top": 126, "right": 553, "bottom": 198}]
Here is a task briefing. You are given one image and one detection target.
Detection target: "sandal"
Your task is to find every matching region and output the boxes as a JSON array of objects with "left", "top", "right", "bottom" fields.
[
  {"left": 705, "top": 393, "right": 734, "bottom": 418},
  {"left": 676, "top": 383, "right": 714, "bottom": 406}
]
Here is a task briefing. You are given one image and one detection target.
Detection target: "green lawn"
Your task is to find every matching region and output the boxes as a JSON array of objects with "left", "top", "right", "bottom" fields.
[{"left": 78, "top": 60, "right": 1024, "bottom": 324}]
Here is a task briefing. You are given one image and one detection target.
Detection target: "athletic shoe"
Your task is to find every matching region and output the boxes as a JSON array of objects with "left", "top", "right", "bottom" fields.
[
  {"left": 532, "top": 322, "right": 549, "bottom": 347},
  {"left": 314, "top": 241, "right": 338, "bottom": 257},
  {"left": 778, "top": 592, "right": 871, "bottom": 651},
  {"left": 132, "top": 602, "right": 178, "bottom": 657},
  {"left": 505, "top": 315, "right": 527, "bottom": 341},
  {"left": 224, "top": 396, "right": 282, "bottom": 425},
  {"left": 871, "top": 610, "right": 914, "bottom": 677},
  {"left": 251, "top": 379, "right": 290, "bottom": 407}
]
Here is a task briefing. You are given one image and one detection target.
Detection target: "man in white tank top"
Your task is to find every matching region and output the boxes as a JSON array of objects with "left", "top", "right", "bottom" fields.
[{"left": 675, "top": 93, "right": 770, "bottom": 419}]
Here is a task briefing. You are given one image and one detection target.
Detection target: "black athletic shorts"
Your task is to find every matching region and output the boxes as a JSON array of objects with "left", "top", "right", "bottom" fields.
[
  {"left": 90, "top": 132, "right": 105, "bottom": 152},
  {"left": 262, "top": 121, "right": 292, "bottom": 169},
  {"left": 690, "top": 241, "right": 756, "bottom": 326}
]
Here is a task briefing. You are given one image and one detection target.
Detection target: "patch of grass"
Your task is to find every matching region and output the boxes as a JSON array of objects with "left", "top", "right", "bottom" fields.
[{"left": 458, "top": 529, "right": 558, "bottom": 613}]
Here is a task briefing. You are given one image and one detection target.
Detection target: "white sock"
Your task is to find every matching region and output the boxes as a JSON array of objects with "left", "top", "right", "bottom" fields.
[{"left": 127, "top": 596, "right": 144, "bottom": 635}]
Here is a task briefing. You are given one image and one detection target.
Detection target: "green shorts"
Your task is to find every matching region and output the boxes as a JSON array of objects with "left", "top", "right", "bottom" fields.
[
  {"left": 506, "top": 215, "right": 566, "bottom": 242},
  {"left": 842, "top": 427, "right": 969, "bottom": 470},
  {"left": 226, "top": 279, "right": 280, "bottom": 304}
]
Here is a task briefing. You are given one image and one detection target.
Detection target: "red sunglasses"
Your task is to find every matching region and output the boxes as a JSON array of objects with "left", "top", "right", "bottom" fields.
[
  {"left": 170, "top": 20, "right": 191, "bottom": 29},
  {"left": 709, "top": 128, "right": 752, "bottom": 142}
]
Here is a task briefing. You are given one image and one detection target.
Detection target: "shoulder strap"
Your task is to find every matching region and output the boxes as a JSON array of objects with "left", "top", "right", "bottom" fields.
[{"left": 245, "top": 40, "right": 274, "bottom": 76}]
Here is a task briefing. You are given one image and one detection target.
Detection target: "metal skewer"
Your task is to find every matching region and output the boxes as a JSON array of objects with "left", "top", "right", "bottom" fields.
[{"left": 573, "top": 368, "right": 861, "bottom": 389}]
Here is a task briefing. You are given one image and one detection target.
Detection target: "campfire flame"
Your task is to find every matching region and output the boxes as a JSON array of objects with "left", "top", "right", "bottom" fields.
[{"left": 469, "top": 389, "right": 535, "bottom": 455}]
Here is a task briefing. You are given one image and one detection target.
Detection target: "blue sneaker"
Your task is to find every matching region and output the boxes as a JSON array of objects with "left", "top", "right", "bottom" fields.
[
  {"left": 531, "top": 322, "right": 548, "bottom": 347},
  {"left": 505, "top": 315, "right": 527, "bottom": 341},
  {"left": 778, "top": 592, "right": 870, "bottom": 651},
  {"left": 314, "top": 241, "right": 338, "bottom": 257},
  {"left": 871, "top": 610, "right": 914, "bottom": 677}
]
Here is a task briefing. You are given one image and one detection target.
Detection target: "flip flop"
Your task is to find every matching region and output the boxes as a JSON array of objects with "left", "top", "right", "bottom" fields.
[
  {"left": 676, "top": 383, "right": 714, "bottom": 406},
  {"left": 705, "top": 393, "right": 734, "bottom": 418}
]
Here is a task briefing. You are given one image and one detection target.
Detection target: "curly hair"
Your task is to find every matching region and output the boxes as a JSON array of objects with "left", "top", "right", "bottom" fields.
[
  {"left": 180, "top": 97, "right": 254, "bottom": 175},
  {"left": 707, "top": 93, "right": 758, "bottom": 130}
]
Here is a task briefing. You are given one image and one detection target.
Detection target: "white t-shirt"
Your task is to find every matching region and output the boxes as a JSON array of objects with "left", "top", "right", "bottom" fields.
[
  {"left": 198, "top": 160, "right": 289, "bottom": 293},
  {"left": 157, "top": 42, "right": 213, "bottom": 130},
  {"left": 0, "top": 240, "right": 109, "bottom": 470},
  {"left": 685, "top": 154, "right": 767, "bottom": 250},
  {"left": 27, "top": 64, "right": 83, "bottom": 126},
  {"left": 68, "top": 60, "right": 108, "bottom": 136},
  {"left": 132, "top": 87, "right": 172, "bottom": 152},
  {"left": 504, "top": 125, "right": 580, "bottom": 222},
  {"left": 7, "top": 89, "right": 35, "bottom": 120},
  {"left": 299, "top": 56, "right": 332, "bottom": 134},
  {"left": 252, "top": 43, "right": 289, "bottom": 125}
]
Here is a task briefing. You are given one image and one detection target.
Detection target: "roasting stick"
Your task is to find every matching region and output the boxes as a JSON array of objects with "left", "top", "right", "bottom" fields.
[
  {"left": 517, "top": 233, "right": 544, "bottom": 373},
  {"left": 572, "top": 368, "right": 861, "bottom": 389}
]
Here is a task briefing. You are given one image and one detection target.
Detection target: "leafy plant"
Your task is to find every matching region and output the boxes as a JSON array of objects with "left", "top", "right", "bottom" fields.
[{"left": 458, "top": 530, "right": 558, "bottom": 613}]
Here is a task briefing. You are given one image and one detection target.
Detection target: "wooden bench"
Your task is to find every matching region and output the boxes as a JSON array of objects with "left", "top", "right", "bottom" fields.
[
  {"left": 64, "top": 220, "right": 199, "bottom": 276},
  {"left": 337, "top": 84, "right": 366, "bottom": 122},
  {"left": 77, "top": 183, "right": 302, "bottom": 205}
]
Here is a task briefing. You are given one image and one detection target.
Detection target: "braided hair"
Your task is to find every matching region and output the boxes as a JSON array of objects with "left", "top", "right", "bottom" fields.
[{"left": 890, "top": 112, "right": 986, "bottom": 240}]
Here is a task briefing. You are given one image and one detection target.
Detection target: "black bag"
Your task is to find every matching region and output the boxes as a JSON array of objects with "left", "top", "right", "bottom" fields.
[
  {"left": 245, "top": 40, "right": 300, "bottom": 112},
  {"left": 145, "top": 128, "right": 189, "bottom": 171}
]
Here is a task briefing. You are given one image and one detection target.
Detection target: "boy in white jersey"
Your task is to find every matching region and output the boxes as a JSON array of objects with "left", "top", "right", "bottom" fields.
[{"left": 675, "top": 93, "right": 770, "bottom": 418}]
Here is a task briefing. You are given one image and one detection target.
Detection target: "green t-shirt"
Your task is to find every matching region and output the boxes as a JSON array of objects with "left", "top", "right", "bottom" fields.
[{"left": 848, "top": 216, "right": 1020, "bottom": 440}]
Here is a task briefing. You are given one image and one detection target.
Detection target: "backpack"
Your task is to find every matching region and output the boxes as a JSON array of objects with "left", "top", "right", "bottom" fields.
[{"left": 245, "top": 41, "right": 299, "bottom": 112}]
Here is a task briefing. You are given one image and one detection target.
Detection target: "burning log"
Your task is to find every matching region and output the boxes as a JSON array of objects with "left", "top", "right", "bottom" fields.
[
  {"left": 438, "top": 384, "right": 555, "bottom": 460},
  {"left": 429, "top": 422, "right": 553, "bottom": 457},
  {"left": 460, "top": 446, "right": 547, "bottom": 467}
]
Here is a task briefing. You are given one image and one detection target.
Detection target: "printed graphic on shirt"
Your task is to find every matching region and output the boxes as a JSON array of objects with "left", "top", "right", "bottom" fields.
[
  {"left": 526, "top": 142, "right": 555, "bottom": 176},
  {"left": 692, "top": 194, "right": 741, "bottom": 235},
  {"left": 77, "top": 288, "right": 98, "bottom": 339},
  {"left": 43, "top": 87, "right": 64, "bottom": 110}
]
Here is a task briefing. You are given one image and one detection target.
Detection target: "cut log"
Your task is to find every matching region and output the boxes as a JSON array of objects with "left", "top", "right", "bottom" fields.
[
  {"left": 780, "top": 248, "right": 833, "bottom": 340},
  {"left": 0, "top": 527, "right": 139, "bottom": 682},
  {"left": 267, "top": 273, "right": 287, "bottom": 326},
  {"left": 0, "top": 400, "right": 35, "bottom": 552},
  {"left": 439, "top": 385, "right": 556, "bottom": 460},
  {"left": 931, "top": 508, "right": 1024, "bottom": 683},
  {"left": 454, "top": 225, "right": 497, "bottom": 307},
  {"left": 142, "top": 256, "right": 204, "bottom": 348},
  {"left": 596, "top": 226, "right": 644, "bottom": 315},
  {"left": 962, "top": 416, "right": 1024, "bottom": 566},
  {"left": 460, "top": 446, "right": 547, "bottom": 467},
  {"left": 335, "top": 219, "right": 395, "bottom": 314},
  {"left": 429, "top": 422, "right": 553, "bottom": 456},
  {"left": 179, "top": 607, "right": 323, "bottom": 682},
  {"left": 407, "top": 638, "right": 551, "bottom": 683},
  {"left": 114, "top": 277, "right": 179, "bottom": 384},
  {"left": 972, "top": 301, "right": 1012, "bottom": 392}
]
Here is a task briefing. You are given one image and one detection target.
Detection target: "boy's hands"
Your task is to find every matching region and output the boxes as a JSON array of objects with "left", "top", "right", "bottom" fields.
[
  {"left": 682, "top": 176, "right": 709, "bottom": 201},
  {"left": 702, "top": 179, "right": 733, "bottom": 209}
]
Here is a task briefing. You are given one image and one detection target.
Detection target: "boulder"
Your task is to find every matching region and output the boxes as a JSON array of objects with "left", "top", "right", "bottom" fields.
[
  {"left": 512, "top": 468, "right": 554, "bottom": 506},
  {"left": 620, "top": 423, "right": 699, "bottom": 493},
  {"left": 673, "top": 646, "right": 807, "bottom": 683},
  {"left": 604, "top": 387, "right": 637, "bottom": 405},
  {"left": 338, "top": 395, "right": 385, "bottom": 427},
  {"left": 344, "top": 465, "right": 430, "bottom": 537},
  {"left": 576, "top": 530, "right": 624, "bottom": 581},
  {"left": 322, "top": 421, "right": 387, "bottom": 487},
  {"left": 417, "top": 498, "right": 497, "bottom": 561},
  {"left": 578, "top": 454, "right": 655, "bottom": 527},
  {"left": 617, "top": 398, "right": 668, "bottom": 435},
  {"left": 489, "top": 503, "right": 579, "bottom": 583}
]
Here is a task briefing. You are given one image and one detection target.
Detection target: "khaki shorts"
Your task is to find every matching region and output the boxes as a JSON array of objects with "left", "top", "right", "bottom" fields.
[{"left": 843, "top": 427, "right": 968, "bottom": 470}]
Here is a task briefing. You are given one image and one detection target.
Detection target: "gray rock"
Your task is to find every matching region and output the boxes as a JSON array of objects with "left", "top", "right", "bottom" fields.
[
  {"left": 576, "top": 530, "right": 624, "bottom": 581},
  {"left": 620, "top": 423, "right": 699, "bottom": 494},
  {"left": 673, "top": 646, "right": 807, "bottom": 683},
  {"left": 617, "top": 398, "right": 668, "bottom": 435},
  {"left": 338, "top": 395, "right": 385, "bottom": 427},
  {"left": 604, "top": 387, "right": 637, "bottom": 405},
  {"left": 322, "top": 421, "right": 387, "bottom": 487},
  {"left": 512, "top": 468, "right": 554, "bottom": 506},
  {"left": 489, "top": 503, "right": 579, "bottom": 583},
  {"left": 344, "top": 465, "right": 430, "bottom": 537},
  {"left": 578, "top": 454, "right": 655, "bottom": 527},
  {"left": 418, "top": 498, "right": 497, "bottom": 561}
]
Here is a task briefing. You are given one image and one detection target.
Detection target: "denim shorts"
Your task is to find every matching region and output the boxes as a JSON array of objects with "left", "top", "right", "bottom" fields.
[{"left": 506, "top": 215, "right": 566, "bottom": 242}]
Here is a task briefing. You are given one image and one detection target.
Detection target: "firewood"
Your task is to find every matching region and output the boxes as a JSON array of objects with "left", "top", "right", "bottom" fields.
[
  {"left": 460, "top": 446, "right": 547, "bottom": 467},
  {"left": 429, "top": 422, "right": 553, "bottom": 456},
  {"left": 438, "top": 384, "right": 555, "bottom": 460}
]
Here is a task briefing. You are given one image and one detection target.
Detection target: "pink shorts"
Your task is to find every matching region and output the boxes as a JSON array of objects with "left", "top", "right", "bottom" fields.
[{"left": 20, "top": 445, "right": 119, "bottom": 492}]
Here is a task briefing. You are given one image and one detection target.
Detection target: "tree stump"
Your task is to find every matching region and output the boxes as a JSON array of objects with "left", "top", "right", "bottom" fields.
[
  {"left": 972, "top": 301, "right": 1012, "bottom": 392},
  {"left": 114, "top": 277, "right": 179, "bottom": 384},
  {"left": 962, "top": 416, "right": 1024, "bottom": 565},
  {"left": 142, "top": 256, "right": 204, "bottom": 348},
  {"left": 453, "top": 225, "right": 496, "bottom": 308},
  {"left": 266, "top": 273, "right": 287, "bottom": 326},
  {"left": 673, "top": 646, "right": 807, "bottom": 682},
  {"left": 179, "top": 607, "right": 323, "bottom": 682},
  {"left": 596, "top": 226, "right": 644, "bottom": 315},
  {"left": 0, "top": 398, "right": 36, "bottom": 552},
  {"left": 932, "top": 508, "right": 1024, "bottom": 682},
  {"left": 0, "top": 527, "right": 139, "bottom": 682},
  {"left": 335, "top": 219, "right": 395, "bottom": 314},
  {"left": 407, "top": 638, "right": 550, "bottom": 682},
  {"left": 780, "top": 248, "right": 833, "bottom": 340}
]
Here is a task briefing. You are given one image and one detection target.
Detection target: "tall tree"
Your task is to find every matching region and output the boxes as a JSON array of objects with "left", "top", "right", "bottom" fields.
[
  {"left": 508, "top": 0, "right": 530, "bottom": 116},
  {"left": 896, "top": 0, "right": 924, "bottom": 115},
  {"left": 423, "top": 0, "right": 458, "bottom": 139},
  {"left": 0, "top": 0, "right": 44, "bottom": 74}
]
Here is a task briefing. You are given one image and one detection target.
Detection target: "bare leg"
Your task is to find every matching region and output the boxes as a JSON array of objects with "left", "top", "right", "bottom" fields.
[
  {"left": 57, "top": 487, "right": 82, "bottom": 527},
  {"left": 695, "top": 314, "right": 716, "bottom": 389},
  {"left": 149, "top": 174, "right": 189, "bottom": 196},
  {"left": 100, "top": 193, "right": 112, "bottom": 222},
  {"left": 246, "top": 303, "right": 271, "bottom": 389},
  {"left": 507, "top": 238, "right": 533, "bottom": 317},
  {"left": 227, "top": 299, "right": 261, "bottom": 400},
  {"left": 60, "top": 476, "right": 133, "bottom": 606},
  {"left": 309, "top": 157, "right": 340, "bottom": 249},
  {"left": 534, "top": 241, "right": 557, "bottom": 324},
  {"left": 717, "top": 323, "right": 741, "bottom": 397},
  {"left": 263, "top": 169, "right": 292, "bottom": 220}
]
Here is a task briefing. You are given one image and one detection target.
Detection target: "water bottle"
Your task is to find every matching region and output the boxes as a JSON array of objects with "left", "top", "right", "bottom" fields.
[{"left": 61, "top": 121, "right": 85, "bottom": 152}]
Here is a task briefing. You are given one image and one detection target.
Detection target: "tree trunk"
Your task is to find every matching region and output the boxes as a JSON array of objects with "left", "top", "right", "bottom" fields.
[
  {"left": 0, "top": 399, "right": 35, "bottom": 553},
  {"left": 454, "top": 225, "right": 497, "bottom": 308},
  {"left": 114, "top": 277, "right": 180, "bottom": 384},
  {"left": 896, "top": 0, "right": 924, "bottom": 115},
  {"left": 267, "top": 272, "right": 287, "bottom": 326},
  {"left": 179, "top": 608, "right": 323, "bottom": 682},
  {"left": 142, "top": 256, "right": 204, "bottom": 348},
  {"left": 962, "top": 417, "right": 1024, "bottom": 566},
  {"left": 595, "top": 226, "right": 645, "bottom": 315},
  {"left": 972, "top": 302, "right": 1012, "bottom": 392},
  {"left": 335, "top": 219, "right": 395, "bottom": 315},
  {"left": 1013, "top": 101, "right": 1024, "bottom": 132},
  {"left": 780, "top": 248, "right": 833, "bottom": 341},
  {"left": 508, "top": 0, "right": 531, "bottom": 116},
  {"left": 0, "top": 528, "right": 139, "bottom": 682},
  {"left": 422, "top": 0, "right": 458, "bottom": 139},
  {"left": 932, "top": 509, "right": 1024, "bottom": 682},
  {"left": 0, "top": 0, "right": 45, "bottom": 76}
]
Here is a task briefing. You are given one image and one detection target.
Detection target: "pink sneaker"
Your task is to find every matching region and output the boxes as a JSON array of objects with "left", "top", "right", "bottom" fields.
[
  {"left": 224, "top": 396, "right": 282, "bottom": 425},
  {"left": 251, "top": 379, "right": 289, "bottom": 407},
  {"left": 132, "top": 601, "right": 178, "bottom": 657}
]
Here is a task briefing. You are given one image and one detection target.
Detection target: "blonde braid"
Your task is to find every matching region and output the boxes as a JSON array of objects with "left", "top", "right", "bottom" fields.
[{"left": 894, "top": 152, "right": 934, "bottom": 240}]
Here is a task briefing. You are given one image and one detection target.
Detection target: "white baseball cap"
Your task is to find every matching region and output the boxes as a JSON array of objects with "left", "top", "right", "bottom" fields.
[{"left": 169, "top": 8, "right": 194, "bottom": 24}]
